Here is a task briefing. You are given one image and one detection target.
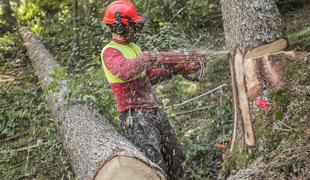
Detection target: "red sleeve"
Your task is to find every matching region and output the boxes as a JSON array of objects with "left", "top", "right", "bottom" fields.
[
  {"left": 146, "top": 68, "right": 173, "bottom": 85},
  {"left": 102, "top": 48, "right": 147, "bottom": 81}
]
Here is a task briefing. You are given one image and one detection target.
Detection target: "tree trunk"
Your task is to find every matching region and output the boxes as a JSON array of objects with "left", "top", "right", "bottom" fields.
[
  {"left": 19, "top": 27, "right": 166, "bottom": 180},
  {"left": 2, "top": 0, "right": 15, "bottom": 24},
  {"left": 221, "top": 0, "right": 287, "bottom": 149},
  {"left": 1, "top": 0, "right": 16, "bottom": 33},
  {"left": 219, "top": 0, "right": 309, "bottom": 177},
  {"left": 69, "top": 0, "right": 81, "bottom": 68}
]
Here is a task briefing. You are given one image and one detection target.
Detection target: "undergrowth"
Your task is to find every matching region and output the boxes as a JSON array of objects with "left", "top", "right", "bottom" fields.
[{"left": 0, "top": 32, "right": 74, "bottom": 179}]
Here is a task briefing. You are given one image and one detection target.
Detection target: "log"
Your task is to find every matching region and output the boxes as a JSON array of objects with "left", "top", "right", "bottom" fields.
[{"left": 19, "top": 27, "right": 166, "bottom": 180}]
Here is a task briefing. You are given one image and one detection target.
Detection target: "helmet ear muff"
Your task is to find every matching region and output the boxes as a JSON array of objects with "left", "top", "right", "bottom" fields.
[{"left": 114, "top": 12, "right": 126, "bottom": 34}]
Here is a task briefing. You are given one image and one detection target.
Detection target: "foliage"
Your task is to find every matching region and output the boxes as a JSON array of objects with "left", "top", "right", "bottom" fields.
[
  {"left": 137, "top": 23, "right": 191, "bottom": 51},
  {"left": 134, "top": 0, "right": 221, "bottom": 31},
  {"left": 0, "top": 32, "right": 74, "bottom": 179},
  {"left": 277, "top": 0, "right": 307, "bottom": 14},
  {"left": 46, "top": 66, "right": 119, "bottom": 128},
  {"left": 15, "top": 0, "right": 71, "bottom": 33},
  {"left": 154, "top": 58, "right": 232, "bottom": 179}
]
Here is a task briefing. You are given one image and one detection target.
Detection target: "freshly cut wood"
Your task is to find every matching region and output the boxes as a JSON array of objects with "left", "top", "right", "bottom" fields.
[
  {"left": 96, "top": 156, "right": 165, "bottom": 180},
  {"left": 245, "top": 38, "right": 288, "bottom": 59},
  {"left": 233, "top": 49, "right": 255, "bottom": 148},
  {"left": 19, "top": 27, "right": 166, "bottom": 180},
  {"left": 244, "top": 57, "right": 261, "bottom": 101}
]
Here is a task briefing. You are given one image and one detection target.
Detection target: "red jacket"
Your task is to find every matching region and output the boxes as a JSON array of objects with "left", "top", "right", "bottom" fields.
[{"left": 102, "top": 39, "right": 173, "bottom": 112}]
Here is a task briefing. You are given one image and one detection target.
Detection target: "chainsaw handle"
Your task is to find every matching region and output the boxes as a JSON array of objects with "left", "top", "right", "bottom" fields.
[{"left": 182, "top": 57, "right": 205, "bottom": 81}]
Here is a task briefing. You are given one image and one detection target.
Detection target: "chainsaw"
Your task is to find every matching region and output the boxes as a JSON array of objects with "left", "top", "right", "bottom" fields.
[{"left": 155, "top": 51, "right": 207, "bottom": 81}]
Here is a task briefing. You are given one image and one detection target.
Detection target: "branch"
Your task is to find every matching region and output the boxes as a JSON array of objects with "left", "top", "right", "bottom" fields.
[
  {"left": 175, "top": 105, "right": 215, "bottom": 115},
  {"left": 173, "top": 84, "right": 226, "bottom": 107}
]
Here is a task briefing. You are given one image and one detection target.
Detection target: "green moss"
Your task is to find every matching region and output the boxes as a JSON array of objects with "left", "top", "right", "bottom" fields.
[
  {"left": 219, "top": 140, "right": 254, "bottom": 178},
  {"left": 270, "top": 88, "right": 290, "bottom": 120},
  {"left": 287, "top": 26, "right": 310, "bottom": 42},
  {"left": 288, "top": 26, "right": 310, "bottom": 51},
  {"left": 270, "top": 89, "right": 289, "bottom": 109}
]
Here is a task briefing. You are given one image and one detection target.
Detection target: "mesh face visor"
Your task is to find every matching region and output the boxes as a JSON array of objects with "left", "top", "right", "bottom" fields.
[{"left": 127, "top": 15, "right": 152, "bottom": 28}]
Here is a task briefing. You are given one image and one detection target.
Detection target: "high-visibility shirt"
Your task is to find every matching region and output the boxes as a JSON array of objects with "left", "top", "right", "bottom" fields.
[
  {"left": 101, "top": 41, "right": 146, "bottom": 83},
  {"left": 101, "top": 40, "right": 172, "bottom": 112}
]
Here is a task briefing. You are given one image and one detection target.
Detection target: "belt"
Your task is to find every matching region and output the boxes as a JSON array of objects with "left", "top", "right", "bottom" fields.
[{"left": 123, "top": 108, "right": 157, "bottom": 114}]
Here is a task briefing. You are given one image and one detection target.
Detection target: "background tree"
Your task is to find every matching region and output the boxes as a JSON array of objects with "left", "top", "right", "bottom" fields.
[
  {"left": 69, "top": 0, "right": 81, "bottom": 68},
  {"left": 0, "top": 0, "right": 16, "bottom": 33}
]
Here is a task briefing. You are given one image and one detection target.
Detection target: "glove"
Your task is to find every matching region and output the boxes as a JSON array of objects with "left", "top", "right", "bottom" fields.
[{"left": 171, "top": 62, "right": 201, "bottom": 75}]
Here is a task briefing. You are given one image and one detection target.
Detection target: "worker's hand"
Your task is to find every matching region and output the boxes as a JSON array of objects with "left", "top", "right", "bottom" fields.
[{"left": 171, "top": 62, "right": 201, "bottom": 75}]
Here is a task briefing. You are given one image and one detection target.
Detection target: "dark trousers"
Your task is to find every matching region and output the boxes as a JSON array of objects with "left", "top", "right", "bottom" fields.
[{"left": 120, "top": 108, "right": 185, "bottom": 180}]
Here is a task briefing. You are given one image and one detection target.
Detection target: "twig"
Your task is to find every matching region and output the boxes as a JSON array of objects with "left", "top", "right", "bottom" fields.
[
  {"left": 0, "top": 130, "right": 30, "bottom": 143},
  {"left": 280, "top": 122, "right": 295, "bottom": 130},
  {"left": 173, "top": 84, "right": 226, "bottom": 107},
  {"left": 175, "top": 105, "right": 214, "bottom": 115},
  {"left": 290, "top": 36, "right": 310, "bottom": 46},
  {"left": 0, "top": 154, "right": 36, "bottom": 180},
  {"left": 169, "top": 7, "right": 185, "bottom": 23},
  {"left": 24, "top": 149, "right": 30, "bottom": 174},
  {"left": 81, "top": 63, "right": 100, "bottom": 71},
  {"left": 274, "top": 128, "right": 292, "bottom": 132},
  {"left": 38, "top": 141, "right": 61, "bottom": 162},
  {"left": 32, "top": 141, "right": 61, "bottom": 171},
  {"left": 0, "top": 141, "right": 50, "bottom": 154},
  {"left": 0, "top": 107, "right": 10, "bottom": 113}
]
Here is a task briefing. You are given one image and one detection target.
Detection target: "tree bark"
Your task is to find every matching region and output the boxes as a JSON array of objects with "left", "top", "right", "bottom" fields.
[{"left": 19, "top": 27, "right": 166, "bottom": 180}]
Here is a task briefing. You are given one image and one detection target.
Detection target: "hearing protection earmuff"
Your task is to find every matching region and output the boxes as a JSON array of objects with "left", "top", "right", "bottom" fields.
[{"left": 113, "top": 12, "right": 126, "bottom": 34}]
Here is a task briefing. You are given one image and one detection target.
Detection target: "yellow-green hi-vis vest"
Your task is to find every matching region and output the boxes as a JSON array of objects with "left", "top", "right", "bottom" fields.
[{"left": 101, "top": 41, "right": 146, "bottom": 83}]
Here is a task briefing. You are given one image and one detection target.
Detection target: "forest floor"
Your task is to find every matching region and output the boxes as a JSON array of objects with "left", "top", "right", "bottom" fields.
[{"left": 1, "top": 3, "right": 310, "bottom": 180}]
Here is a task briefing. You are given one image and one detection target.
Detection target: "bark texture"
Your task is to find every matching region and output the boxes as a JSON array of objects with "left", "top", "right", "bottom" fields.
[
  {"left": 221, "top": 0, "right": 286, "bottom": 54},
  {"left": 19, "top": 27, "right": 166, "bottom": 180}
]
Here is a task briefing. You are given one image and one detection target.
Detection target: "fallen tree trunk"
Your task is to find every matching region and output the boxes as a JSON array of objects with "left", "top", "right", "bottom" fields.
[{"left": 19, "top": 27, "right": 166, "bottom": 180}]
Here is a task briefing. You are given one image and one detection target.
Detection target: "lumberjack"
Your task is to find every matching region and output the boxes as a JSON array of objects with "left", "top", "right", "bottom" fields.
[{"left": 101, "top": 0, "right": 203, "bottom": 179}]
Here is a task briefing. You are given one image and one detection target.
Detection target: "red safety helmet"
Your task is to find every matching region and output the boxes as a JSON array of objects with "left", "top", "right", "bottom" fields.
[{"left": 103, "top": 0, "right": 149, "bottom": 26}]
